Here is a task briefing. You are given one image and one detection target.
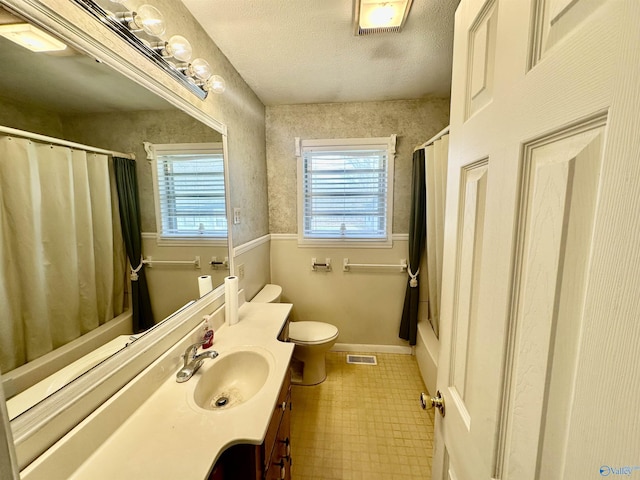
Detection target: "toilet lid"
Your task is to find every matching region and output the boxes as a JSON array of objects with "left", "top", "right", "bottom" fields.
[
  {"left": 289, "top": 321, "right": 338, "bottom": 344},
  {"left": 250, "top": 284, "right": 282, "bottom": 303}
]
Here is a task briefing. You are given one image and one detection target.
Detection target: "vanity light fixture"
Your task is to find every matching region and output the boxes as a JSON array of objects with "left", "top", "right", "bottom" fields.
[
  {"left": 0, "top": 23, "right": 67, "bottom": 52},
  {"left": 353, "top": 0, "right": 414, "bottom": 35},
  {"left": 71, "top": 0, "right": 227, "bottom": 98}
]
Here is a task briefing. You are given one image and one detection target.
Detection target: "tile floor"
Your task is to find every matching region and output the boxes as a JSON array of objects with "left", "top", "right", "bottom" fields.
[{"left": 290, "top": 352, "right": 435, "bottom": 480}]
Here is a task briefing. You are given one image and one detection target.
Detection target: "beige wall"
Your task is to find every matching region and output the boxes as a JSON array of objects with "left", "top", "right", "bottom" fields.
[
  {"left": 265, "top": 99, "right": 449, "bottom": 346},
  {"left": 266, "top": 98, "right": 450, "bottom": 234},
  {"left": 234, "top": 236, "right": 272, "bottom": 301},
  {"left": 0, "top": 95, "right": 64, "bottom": 138},
  {"left": 271, "top": 237, "right": 410, "bottom": 346},
  {"left": 141, "top": 236, "right": 229, "bottom": 321}
]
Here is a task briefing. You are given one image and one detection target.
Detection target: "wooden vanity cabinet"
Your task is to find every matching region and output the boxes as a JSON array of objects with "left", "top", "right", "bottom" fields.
[
  {"left": 211, "top": 366, "right": 292, "bottom": 480},
  {"left": 264, "top": 371, "right": 291, "bottom": 480}
]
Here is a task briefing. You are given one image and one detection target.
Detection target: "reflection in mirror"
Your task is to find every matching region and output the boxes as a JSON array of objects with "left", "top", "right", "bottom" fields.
[{"left": 0, "top": 6, "right": 229, "bottom": 420}]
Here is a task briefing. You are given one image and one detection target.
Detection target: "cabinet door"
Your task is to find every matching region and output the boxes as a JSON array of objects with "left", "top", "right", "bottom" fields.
[
  {"left": 276, "top": 395, "right": 291, "bottom": 478},
  {"left": 266, "top": 405, "right": 291, "bottom": 480},
  {"left": 263, "top": 371, "right": 291, "bottom": 472}
]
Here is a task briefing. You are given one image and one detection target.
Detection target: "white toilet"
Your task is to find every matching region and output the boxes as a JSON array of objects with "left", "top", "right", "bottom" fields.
[
  {"left": 250, "top": 284, "right": 339, "bottom": 386},
  {"left": 287, "top": 321, "right": 338, "bottom": 385}
]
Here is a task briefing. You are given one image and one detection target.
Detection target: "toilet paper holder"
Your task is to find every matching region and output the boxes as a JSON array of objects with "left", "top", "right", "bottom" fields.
[{"left": 311, "top": 257, "right": 332, "bottom": 271}]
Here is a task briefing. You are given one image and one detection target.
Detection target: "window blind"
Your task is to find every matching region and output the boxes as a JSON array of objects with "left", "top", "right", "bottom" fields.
[
  {"left": 302, "top": 148, "right": 388, "bottom": 239},
  {"left": 156, "top": 153, "right": 227, "bottom": 237}
]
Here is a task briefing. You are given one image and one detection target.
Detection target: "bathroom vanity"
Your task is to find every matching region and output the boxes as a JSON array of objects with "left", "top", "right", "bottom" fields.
[
  {"left": 20, "top": 301, "right": 294, "bottom": 480},
  {"left": 212, "top": 367, "right": 292, "bottom": 479}
]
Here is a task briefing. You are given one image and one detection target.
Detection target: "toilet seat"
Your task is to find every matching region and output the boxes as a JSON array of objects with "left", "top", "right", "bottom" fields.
[{"left": 289, "top": 321, "right": 338, "bottom": 345}]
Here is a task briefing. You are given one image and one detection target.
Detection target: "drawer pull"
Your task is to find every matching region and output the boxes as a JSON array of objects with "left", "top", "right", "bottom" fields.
[
  {"left": 281, "top": 401, "right": 287, "bottom": 411},
  {"left": 272, "top": 459, "right": 286, "bottom": 479},
  {"left": 279, "top": 437, "right": 291, "bottom": 460}
]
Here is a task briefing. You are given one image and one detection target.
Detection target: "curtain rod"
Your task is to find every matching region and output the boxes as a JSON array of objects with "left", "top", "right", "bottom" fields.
[
  {"left": 0, "top": 125, "right": 135, "bottom": 159},
  {"left": 414, "top": 125, "right": 450, "bottom": 152}
]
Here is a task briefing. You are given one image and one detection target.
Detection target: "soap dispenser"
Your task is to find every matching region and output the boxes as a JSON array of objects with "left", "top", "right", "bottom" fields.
[{"left": 202, "top": 316, "right": 214, "bottom": 349}]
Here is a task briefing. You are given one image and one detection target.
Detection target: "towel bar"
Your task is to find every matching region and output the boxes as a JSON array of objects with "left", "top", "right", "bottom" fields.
[
  {"left": 343, "top": 258, "right": 407, "bottom": 272},
  {"left": 143, "top": 256, "right": 201, "bottom": 268}
]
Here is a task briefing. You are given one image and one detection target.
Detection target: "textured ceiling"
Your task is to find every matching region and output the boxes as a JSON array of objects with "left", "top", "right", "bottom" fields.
[{"left": 181, "top": 0, "right": 460, "bottom": 106}]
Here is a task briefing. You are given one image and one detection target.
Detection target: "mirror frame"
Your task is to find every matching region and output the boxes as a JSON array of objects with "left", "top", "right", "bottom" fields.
[{"left": 1, "top": 0, "right": 234, "bottom": 469}]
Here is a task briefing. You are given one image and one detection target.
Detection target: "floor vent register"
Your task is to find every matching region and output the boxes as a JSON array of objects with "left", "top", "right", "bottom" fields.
[{"left": 346, "top": 354, "right": 378, "bottom": 365}]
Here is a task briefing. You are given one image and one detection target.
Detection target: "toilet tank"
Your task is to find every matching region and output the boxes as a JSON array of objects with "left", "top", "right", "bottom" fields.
[{"left": 250, "top": 284, "right": 282, "bottom": 303}]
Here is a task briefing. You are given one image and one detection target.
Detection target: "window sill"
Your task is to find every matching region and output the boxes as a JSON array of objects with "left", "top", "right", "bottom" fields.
[
  {"left": 296, "top": 236, "right": 393, "bottom": 249},
  {"left": 141, "top": 233, "right": 228, "bottom": 247}
]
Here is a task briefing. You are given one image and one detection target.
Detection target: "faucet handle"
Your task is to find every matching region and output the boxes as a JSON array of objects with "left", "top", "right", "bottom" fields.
[{"left": 183, "top": 339, "right": 207, "bottom": 367}]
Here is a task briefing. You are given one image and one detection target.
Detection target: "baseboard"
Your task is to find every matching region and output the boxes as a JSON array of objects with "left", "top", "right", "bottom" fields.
[{"left": 331, "top": 343, "right": 412, "bottom": 355}]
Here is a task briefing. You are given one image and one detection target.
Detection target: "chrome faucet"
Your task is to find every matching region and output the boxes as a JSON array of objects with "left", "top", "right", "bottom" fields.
[{"left": 176, "top": 339, "right": 219, "bottom": 383}]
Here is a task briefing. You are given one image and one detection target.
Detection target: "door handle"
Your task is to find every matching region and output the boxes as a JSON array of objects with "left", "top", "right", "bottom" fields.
[{"left": 420, "top": 390, "right": 445, "bottom": 417}]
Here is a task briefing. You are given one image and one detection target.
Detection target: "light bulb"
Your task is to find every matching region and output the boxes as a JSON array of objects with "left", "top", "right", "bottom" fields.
[
  {"left": 166, "top": 35, "right": 192, "bottom": 62},
  {"left": 132, "top": 5, "right": 165, "bottom": 37},
  {"left": 206, "top": 75, "right": 226, "bottom": 94},
  {"left": 190, "top": 58, "right": 212, "bottom": 81},
  {"left": 367, "top": 3, "right": 396, "bottom": 27}
]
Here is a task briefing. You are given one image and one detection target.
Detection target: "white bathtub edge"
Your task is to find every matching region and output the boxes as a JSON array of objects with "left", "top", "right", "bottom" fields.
[{"left": 415, "top": 321, "right": 439, "bottom": 395}]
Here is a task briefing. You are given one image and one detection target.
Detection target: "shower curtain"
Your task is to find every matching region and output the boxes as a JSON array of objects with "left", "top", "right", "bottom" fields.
[
  {"left": 399, "top": 148, "right": 426, "bottom": 345},
  {"left": 423, "top": 133, "right": 449, "bottom": 338},
  {"left": 113, "top": 156, "right": 154, "bottom": 332},
  {"left": 0, "top": 136, "right": 126, "bottom": 373}
]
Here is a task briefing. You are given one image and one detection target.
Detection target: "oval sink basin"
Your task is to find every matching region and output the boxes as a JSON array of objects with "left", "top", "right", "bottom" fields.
[{"left": 193, "top": 349, "right": 271, "bottom": 411}]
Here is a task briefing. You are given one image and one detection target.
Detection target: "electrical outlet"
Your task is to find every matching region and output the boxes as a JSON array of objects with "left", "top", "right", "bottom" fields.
[
  {"left": 233, "top": 208, "right": 241, "bottom": 225},
  {"left": 237, "top": 263, "right": 245, "bottom": 279}
]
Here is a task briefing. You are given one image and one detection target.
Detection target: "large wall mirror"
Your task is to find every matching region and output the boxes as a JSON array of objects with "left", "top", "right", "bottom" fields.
[{"left": 0, "top": 1, "right": 230, "bottom": 465}]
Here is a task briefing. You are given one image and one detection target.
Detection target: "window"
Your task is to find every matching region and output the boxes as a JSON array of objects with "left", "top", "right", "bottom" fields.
[
  {"left": 150, "top": 143, "right": 227, "bottom": 242},
  {"left": 296, "top": 135, "right": 396, "bottom": 246}
]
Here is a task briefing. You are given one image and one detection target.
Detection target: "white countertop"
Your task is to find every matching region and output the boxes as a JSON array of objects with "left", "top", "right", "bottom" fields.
[{"left": 66, "top": 302, "right": 293, "bottom": 480}]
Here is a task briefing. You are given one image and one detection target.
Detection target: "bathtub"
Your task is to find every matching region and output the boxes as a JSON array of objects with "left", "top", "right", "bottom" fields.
[
  {"left": 3, "top": 309, "right": 133, "bottom": 419},
  {"left": 415, "top": 320, "right": 439, "bottom": 396}
]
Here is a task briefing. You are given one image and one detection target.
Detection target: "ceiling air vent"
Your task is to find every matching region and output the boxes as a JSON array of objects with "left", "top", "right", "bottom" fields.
[{"left": 355, "top": 25, "right": 402, "bottom": 36}]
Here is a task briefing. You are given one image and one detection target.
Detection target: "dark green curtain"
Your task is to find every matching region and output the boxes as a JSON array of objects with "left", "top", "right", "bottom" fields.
[
  {"left": 399, "top": 148, "right": 426, "bottom": 345},
  {"left": 113, "top": 157, "right": 154, "bottom": 332}
]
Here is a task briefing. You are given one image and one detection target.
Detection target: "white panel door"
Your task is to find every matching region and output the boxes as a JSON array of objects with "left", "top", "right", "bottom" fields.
[{"left": 433, "top": 1, "right": 640, "bottom": 479}]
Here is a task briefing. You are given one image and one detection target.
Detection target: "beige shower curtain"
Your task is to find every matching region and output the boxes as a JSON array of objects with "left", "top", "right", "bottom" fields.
[
  {"left": 0, "top": 136, "right": 125, "bottom": 372},
  {"left": 423, "top": 133, "right": 449, "bottom": 337}
]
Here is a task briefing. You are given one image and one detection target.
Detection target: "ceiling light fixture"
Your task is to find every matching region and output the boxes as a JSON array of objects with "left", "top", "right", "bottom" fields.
[
  {"left": 0, "top": 23, "right": 67, "bottom": 52},
  {"left": 353, "top": 0, "right": 414, "bottom": 36}
]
